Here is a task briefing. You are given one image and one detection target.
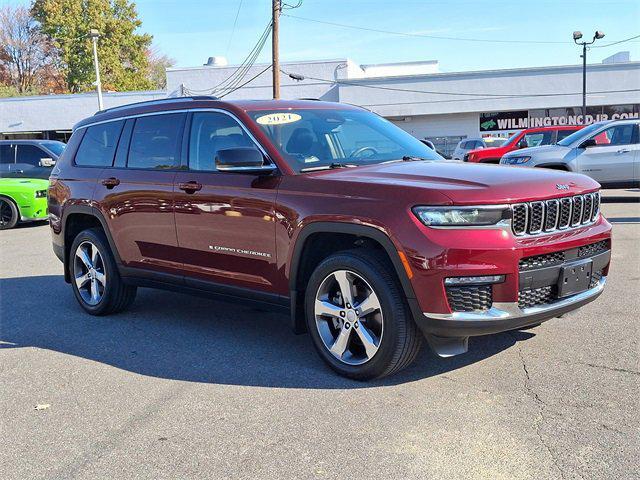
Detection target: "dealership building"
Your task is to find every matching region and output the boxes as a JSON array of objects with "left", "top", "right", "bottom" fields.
[{"left": 1, "top": 52, "right": 639, "bottom": 157}]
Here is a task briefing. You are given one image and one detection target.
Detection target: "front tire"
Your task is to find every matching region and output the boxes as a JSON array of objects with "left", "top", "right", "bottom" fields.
[
  {"left": 0, "top": 197, "right": 19, "bottom": 230},
  {"left": 69, "top": 228, "right": 137, "bottom": 315},
  {"left": 305, "top": 249, "right": 422, "bottom": 380}
]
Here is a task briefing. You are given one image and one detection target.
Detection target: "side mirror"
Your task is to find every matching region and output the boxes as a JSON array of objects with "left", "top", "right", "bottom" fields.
[
  {"left": 517, "top": 140, "right": 528, "bottom": 149},
  {"left": 215, "top": 148, "right": 276, "bottom": 175},
  {"left": 39, "top": 157, "right": 56, "bottom": 167},
  {"left": 579, "top": 138, "right": 597, "bottom": 149}
]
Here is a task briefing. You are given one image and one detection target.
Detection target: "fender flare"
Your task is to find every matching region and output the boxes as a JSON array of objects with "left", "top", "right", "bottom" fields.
[
  {"left": 289, "top": 221, "right": 417, "bottom": 299},
  {"left": 287, "top": 221, "right": 419, "bottom": 333},
  {"left": 61, "top": 205, "right": 123, "bottom": 281}
]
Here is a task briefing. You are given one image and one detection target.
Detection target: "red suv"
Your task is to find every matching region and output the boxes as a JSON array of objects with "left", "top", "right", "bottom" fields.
[
  {"left": 465, "top": 126, "right": 583, "bottom": 163},
  {"left": 48, "top": 98, "right": 611, "bottom": 380}
]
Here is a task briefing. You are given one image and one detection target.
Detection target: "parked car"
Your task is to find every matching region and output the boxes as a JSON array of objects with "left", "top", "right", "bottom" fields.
[
  {"left": 452, "top": 136, "right": 506, "bottom": 160},
  {"left": 0, "top": 178, "right": 49, "bottom": 229},
  {"left": 465, "top": 126, "right": 583, "bottom": 163},
  {"left": 500, "top": 119, "right": 640, "bottom": 188},
  {"left": 0, "top": 140, "right": 65, "bottom": 179},
  {"left": 49, "top": 98, "right": 611, "bottom": 380},
  {"left": 419, "top": 139, "right": 449, "bottom": 158}
]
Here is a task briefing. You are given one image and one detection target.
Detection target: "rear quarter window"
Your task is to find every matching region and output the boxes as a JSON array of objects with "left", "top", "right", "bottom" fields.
[{"left": 75, "top": 121, "right": 124, "bottom": 167}]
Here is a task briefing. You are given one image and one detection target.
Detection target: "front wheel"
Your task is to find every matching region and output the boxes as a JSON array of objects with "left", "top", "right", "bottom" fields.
[
  {"left": 0, "top": 197, "right": 19, "bottom": 230},
  {"left": 305, "top": 249, "right": 422, "bottom": 380}
]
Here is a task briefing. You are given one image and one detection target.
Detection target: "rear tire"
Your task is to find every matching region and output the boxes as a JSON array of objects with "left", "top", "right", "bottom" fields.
[
  {"left": 305, "top": 249, "right": 422, "bottom": 380},
  {"left": 69, "top": 228, "right": 137, "bottom": 315},
  {"left": 0, "top": 197, "right": 19, "bottom": 230}
]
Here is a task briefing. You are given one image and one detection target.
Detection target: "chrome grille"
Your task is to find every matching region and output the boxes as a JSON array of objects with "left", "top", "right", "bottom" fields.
[
  {"left": 558, "top": 197, "right": 572, "bottom": 229},
  {"left": 511, "top": 192, "right": 600, "bottom": 236},
  {"left": 544, "top": 199, "right": 559, "bottom": 231},
  {"left": 571, "top": 196, "right": 583, "bottom": 226}
]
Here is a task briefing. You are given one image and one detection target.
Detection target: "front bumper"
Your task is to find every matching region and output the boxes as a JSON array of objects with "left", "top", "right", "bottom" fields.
[{"left": 421, "top": 275, "right": 606, "bottom": 338}]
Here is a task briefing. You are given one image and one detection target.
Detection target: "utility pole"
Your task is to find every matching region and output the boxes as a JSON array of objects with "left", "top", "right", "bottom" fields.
[
  {"left": 89, "top": 29, "right": 104, "bottom": 111},
  {"left": 573, "top": 30, "right": 605, "bottom": 124},
  {"left": 272, "top": 0, "right": 280, "bottom": 99}
]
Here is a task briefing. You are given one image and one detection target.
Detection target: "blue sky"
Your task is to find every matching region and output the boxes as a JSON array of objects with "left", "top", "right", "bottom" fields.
[{"left": 12, "top": 0, "right": 640, "bottom": 71}]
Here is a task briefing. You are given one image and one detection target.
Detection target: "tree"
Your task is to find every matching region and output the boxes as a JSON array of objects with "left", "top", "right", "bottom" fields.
[
  {"left": 32, "top": 0, "right": 153, "bottom": 93},
  {"left": 146, "top": 46, "right": 174, "bottom": 89},
  {"left": 0, "top": 5, "right": 52, "bottom": 94}
]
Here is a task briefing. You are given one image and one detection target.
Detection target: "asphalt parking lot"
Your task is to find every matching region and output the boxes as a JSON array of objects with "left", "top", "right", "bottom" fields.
[{"left": 1, "top": 191, "right": 638, "bottom": 480}]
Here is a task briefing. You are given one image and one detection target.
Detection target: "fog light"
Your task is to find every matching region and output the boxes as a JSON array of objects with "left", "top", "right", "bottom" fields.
[{"left": 445, "top": 275, "right": 505, "bottom": 286}]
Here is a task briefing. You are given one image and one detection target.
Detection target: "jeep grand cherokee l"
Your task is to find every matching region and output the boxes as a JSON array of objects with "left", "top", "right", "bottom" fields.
[{"left": 48, "top": 98, "right": 612, "bottom": 380}]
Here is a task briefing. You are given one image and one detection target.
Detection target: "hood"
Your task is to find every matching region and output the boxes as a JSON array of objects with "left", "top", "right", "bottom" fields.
[
  {"left": 502, "top": 144, "right": 568, "bottom": 158},
  {"left": 0, "top": 178, "right": 49, "bottom": 189},
  {"left": 309, "top": 160, "right": 599, "bottom": 205}
]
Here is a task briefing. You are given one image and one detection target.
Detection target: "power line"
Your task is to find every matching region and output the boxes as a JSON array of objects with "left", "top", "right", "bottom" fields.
[
  {"left": 184, "top": 21, "right": 272, "bottom": 96},
  {"left": 225, "top": 0, "right": 244, "bottom": 56},
  {"left": 281, "top": 70, "right": 640, "bottom": 102},
  {"left": 283, "top": 13, "right": 640, "bottom": 47},
  {"left": 591, "top": 33, "right": 640, "bottom": 48},
  {"left": 218, "top": 65, "right": 272, "bottom": 98}
]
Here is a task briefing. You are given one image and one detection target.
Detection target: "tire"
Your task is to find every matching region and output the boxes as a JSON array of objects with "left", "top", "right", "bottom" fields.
[
  {"left": 0, "top": 197, "right": 19, "bottom": 230},
  {"left": 305, "top": 249, "right": 422, "bottom": 380},
  {"left": 69, "top": 228, "right": 137, "bottom": 315}
]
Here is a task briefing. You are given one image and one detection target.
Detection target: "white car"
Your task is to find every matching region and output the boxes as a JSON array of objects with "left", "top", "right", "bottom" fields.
[
  {"left": 500, "top": 119, "right": 640, "bottom": 188},
  {"left": 452, "top": 137, "right": 506, "bottom": 161}
]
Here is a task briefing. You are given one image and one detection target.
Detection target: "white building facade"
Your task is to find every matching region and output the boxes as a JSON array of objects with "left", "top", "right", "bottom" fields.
[{"left": 2, "top": 56, "right": 639, "bottom": 156}]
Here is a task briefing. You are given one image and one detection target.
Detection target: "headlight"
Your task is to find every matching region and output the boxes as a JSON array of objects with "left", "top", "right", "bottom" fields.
[
  {"left": 413, "top": 206, "right": 509, "bottom": 227},
  {"left": 35, "top": 190, "right": 47, "bottom": 198},
  {"left": 504, "top": 156, "right": 531, "bottom": 165}
]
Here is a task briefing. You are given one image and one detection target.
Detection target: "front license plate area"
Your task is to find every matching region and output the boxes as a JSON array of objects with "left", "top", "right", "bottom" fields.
[{"left": 558, "top": 259, "right": 592, "bottom": 298}]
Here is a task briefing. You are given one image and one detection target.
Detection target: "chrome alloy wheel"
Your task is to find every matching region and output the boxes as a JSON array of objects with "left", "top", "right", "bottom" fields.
[
  {"left": 314, "top": 270, "right": 384, "bottom": 365},
  {"left": 73, "top": 241, "right": 107, "bottom": 306}
]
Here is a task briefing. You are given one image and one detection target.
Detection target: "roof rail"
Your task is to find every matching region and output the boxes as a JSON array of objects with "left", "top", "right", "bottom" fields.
[{"left": 95, "top": 95, "right": 219, "bottom": 115}]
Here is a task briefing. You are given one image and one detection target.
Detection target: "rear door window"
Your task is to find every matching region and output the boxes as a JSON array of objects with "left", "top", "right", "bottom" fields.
[
  {"left": 128, "top": 113, "right": 185, "bottom": 169},
  {"left": 75, "top": 121, "right": 124, "bottom": 167}
]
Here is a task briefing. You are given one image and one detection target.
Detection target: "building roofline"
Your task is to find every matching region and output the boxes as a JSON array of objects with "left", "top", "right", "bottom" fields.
[
  {"left": 360, "top": 59, "right": 438, "bottom": 68},
  {"left": 0, "top": 89, "right": 166, "bottom": 103},
  {"left": 343, "top": 60, "right": 640, "bottom": 82}
]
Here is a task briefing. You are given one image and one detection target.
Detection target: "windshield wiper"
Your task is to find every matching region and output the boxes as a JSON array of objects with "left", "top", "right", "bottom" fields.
[
  {"left": 300, "top": 162, "right": 357, "bottom": 172},
  {"left": 402, "top": 156, "right": 430, "bottom": 161}
]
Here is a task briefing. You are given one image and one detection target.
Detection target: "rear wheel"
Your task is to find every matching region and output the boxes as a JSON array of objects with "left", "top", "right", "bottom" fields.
[
  {"left": 0, "top": 197, "right": 19, "bottom": 230},
  {"left": 70, "top": 228, "right": 137, "bottom": 315},
  {"left": 305, "top": 249, "right": 422, "bottom": 380}
]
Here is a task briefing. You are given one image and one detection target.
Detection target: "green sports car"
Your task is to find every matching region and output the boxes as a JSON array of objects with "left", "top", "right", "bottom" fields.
[{"left": 0, "top": 178, "right": 49, "bottom": 230}]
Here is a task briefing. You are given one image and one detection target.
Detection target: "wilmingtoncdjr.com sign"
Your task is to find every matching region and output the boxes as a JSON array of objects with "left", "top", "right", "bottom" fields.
[{"left": 480, "top": 106, "right": 640, "bottom": 131}]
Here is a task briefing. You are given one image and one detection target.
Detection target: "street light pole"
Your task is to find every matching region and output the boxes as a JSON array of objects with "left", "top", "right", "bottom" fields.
[
  {"left": 573, "top": 30, "right": 605, "bottom": 124},
  {"left": 89, "top": 29, "right": 104, "bottom": 111}
]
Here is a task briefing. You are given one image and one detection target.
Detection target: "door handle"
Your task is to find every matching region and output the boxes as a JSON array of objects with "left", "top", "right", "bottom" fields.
[
  {"left": 101, "top": 177, "right": 120, "bottom": 189},
  {"left": 617, "top": 149, "right": 630, "bottom": 154},
  {"left": 178, "top": 181, "right": 202, "bottom": 193}
]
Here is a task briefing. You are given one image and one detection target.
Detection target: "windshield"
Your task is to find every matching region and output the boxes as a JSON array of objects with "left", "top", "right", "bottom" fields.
[
  {"left": 484, "top": 138, "right": 506, "bottom": 147},
  {"left": 42, "top": 141, "right": 65, "bottom": 157},
  {"left": 248, "top": 109, "right": 442, "bottom": 172},
  {"left": 557, "top": 123, "right": 604, "bottom": 146},
  {"left": 502, "top": 132, "right": 522, "bottom": 147}
]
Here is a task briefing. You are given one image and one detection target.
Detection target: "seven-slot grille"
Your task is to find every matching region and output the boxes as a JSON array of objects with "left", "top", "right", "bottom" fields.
[{"left": 511, "top": 192, "right": 600, "bottom": 236}]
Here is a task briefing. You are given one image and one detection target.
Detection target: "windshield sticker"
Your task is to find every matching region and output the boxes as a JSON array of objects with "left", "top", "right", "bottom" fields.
[{"left": 256, "top": 112, "right": 302, "bottom": 126}]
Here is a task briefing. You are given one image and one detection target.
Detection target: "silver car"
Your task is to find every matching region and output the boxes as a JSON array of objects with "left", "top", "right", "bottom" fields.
[
  {"left": 500, "top": 119, "right": 640, "bottom": 188},
  {"left": 452, "top": 136, "right": 506, "bottom": 161}
]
